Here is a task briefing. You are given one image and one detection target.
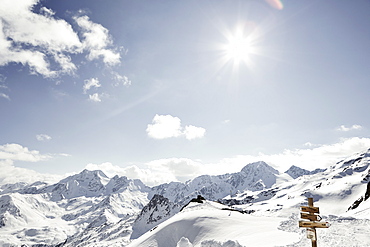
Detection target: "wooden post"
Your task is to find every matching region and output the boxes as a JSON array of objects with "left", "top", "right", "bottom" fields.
[
  {"left": 307, "top": 198, "right": 314, "bottom": 207},
  {"left": 299, "top": 197, "right": 329, "bottom": 247},
  {"left": 311, "top": 228, "right": 317, "bottom": 247},
  {"left": 307, "top": 198, "right": 317, "bottom": 247}
]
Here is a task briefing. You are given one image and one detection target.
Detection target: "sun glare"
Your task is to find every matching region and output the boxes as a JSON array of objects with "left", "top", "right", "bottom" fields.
[
  {"left": 225, "top": 34, "right": 251, "bottom": 63},
  {"left": 221, "top": 25, "right": 257, "bottom": 69}
]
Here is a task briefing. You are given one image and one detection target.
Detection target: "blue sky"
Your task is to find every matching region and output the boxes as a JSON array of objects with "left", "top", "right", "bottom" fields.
[{"left": 1, "top": 0, "right": 370, "bottom": 186}]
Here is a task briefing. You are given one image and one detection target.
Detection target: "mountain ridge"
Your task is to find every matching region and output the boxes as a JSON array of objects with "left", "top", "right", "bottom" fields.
[{"left": 1, "top": 149, "right": 370, "bottom": 246}]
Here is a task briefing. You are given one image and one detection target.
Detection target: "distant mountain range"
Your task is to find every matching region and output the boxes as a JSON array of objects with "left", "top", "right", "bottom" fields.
[{"left": 1, "top": 149, "right": 370, "bottom": 246}]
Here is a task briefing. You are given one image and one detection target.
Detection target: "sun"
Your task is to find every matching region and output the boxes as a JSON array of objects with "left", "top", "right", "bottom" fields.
[
  {"left": 220, "top": 25, "right": 257, "bottom": 69},
  {"left": 225, "top": 32, "right": 251, "bottom": 63}
]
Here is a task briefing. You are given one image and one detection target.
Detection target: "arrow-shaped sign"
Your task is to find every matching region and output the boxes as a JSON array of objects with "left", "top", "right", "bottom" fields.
[
  {"left": 299, "top": 221, "right": 329, "bottom": 228},
  {"left": 300, "top": 213, "right": 322, "bottom": 221},
  {"left": 301, "top": 206, "right": 320, "bottom": 214}
]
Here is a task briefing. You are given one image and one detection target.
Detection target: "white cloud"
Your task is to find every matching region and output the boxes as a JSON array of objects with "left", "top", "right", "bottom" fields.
[
  {"left": 111, "top": 71, "right": 131, "bottom": 87},
  {"left": 53, "top": 53, "right": 76, "bottom": 75},
  {"left": 74, "top": 15, "right": 121, "bottom": 66},
  {"left": 0, "top": 77, "right": 10, "bottom": 100},
  {"left": 222, "top": 119, "right": 231, "bottom": 124},
  {"left": 3, "top": 138, "right": 369, "bottom": 187},
  {"left": 0, "top": 75, "right": 6, "bottom": 83},
  {"left": 0, "top": 159, "right": 61, "bottom": 185},
  {"left": 0, "top": 0, "right": 80, "bottom": 77},
  {"left": 39, "top": 6, "right": 55, "bottom": 17},
  {"left": 0, "top": 0, "right": 122, "bottom": 78},
  {"left": 88, "top": 93, "right": 102, "bottom": 102},
  {"left": 85, "top": 158, "right": 203, "bottom": 186},
  {"left": 0, "top": 143, "right": 65, "bottom": 185},
  {"left": 0, "top": 143, "right": 51, "bottom": 162},
  {"left": 145, "top": 158, "right": 203, "bottom": 182},
  {"left": 204, "top": 137, "right": 370, "bottom": 174},
  {"left": 183, "top": 125, "right": 206, "bottom": 140},
  {"left": 0, "top": 93, "right": 10, "bottom": 100},
  {"left": 36, "top": 134, "right": 52, "bottom": 141},
  {"left": 336, "top": 124, "right": 363, "bottom": 132},
  {"left": 86, "top": 137, "right": 370, "bottom": 187},
  {"left": 83, "top": 78, "right": 101, "bottom": 93},
  {"left": 146, "top": 114, "right": 206, "bottom": 140},
  {"left": 85, "top": 162, "right": 176, "bottom": 186},
  {"left": 147, "top": 114, "right": 183, "bottom": 139}
]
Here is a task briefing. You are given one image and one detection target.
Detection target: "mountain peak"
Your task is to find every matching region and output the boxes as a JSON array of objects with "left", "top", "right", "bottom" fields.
[
  {"left": 79, "top": 169, "right": 109, "bottom": 180},
  {"left": 238, "top": 161, "right": 279, "bottom": 190},
  {"left": 241, "top": 161, "right": 278, "bottom": 175},
  {"left": 285, "top": 165, "right": 326, "bottom": 179},
  {"left": 285, "top": 165, "right": 311, "bottom": 179},
  {"left": 40, "top": 169, "right": 110, "bottom": 200}
]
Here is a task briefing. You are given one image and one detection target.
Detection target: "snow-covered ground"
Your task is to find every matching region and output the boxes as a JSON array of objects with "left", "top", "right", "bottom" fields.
[
  {"left": 1, "top": 149, "right": 370, "bottom": 246},
  {"left": 128, "top": 201, "right": 301, "bottom": 247},
  {"left": 128, "top": 199, "right": 370, "bottom": 247}
]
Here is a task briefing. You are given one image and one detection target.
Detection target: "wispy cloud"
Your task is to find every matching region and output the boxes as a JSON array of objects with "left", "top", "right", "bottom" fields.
[
  {"left": 0, "top": 0, "right": 122, "bottom": 78},
  {"left": 88, "top": 93, "right": 102, "bottom": 102},
  {"left": 146, "top": 114, "right": 206, "bottom": 140},
  {"left": 39, "top": 6, "right": 55, "bottom": 17},
  {"left": 74, "top": 15, "right": 121, "bottom": 66},
  {"left": 111, "top": 71, "right": 131, "bottom": 87},
  {"left": 36, "top": 134, "right": 52, "bottom": 142},
  {"left": 336, "top": 124, "right": 363, "bottom": 132},
  {"left": 51, "top": 88, "right": 68, "bottom": 100},
  {"left": 0, "top": 75, "right": 10, "bottom": 100},
  {"left": 0, "top": 143, "right": 51, "bottom": 162},
  {"left": 0, "top": 143, "right": 66, "bottom": 185},
  {"left": 83, "top": 78, "right": 101, "bottom": 94},
  {"left": 0, "top": 159, "right": 61, "bottom": 185},
  {"left": 0, "top": 74, "right": 6, "bottom": 83},
  {"left": 303, "top": 142, "right": 319, "bottom": 147},
  {"left": 0, "top": 93, "right": 10, "bottom": 100}
]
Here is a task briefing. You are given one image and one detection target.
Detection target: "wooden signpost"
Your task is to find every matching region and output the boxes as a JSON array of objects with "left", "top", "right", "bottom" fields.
[{"left": 299, "top": 198, "right": 329, "bottom": 247}]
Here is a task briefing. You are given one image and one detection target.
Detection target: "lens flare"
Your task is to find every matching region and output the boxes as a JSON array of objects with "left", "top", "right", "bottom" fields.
[{"left": 265, "top": 0, "right": 284, "bottom": 10}]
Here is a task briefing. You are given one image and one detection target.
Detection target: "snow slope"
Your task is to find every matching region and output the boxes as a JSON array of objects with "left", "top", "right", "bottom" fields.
[
  {"left": 128, "top": 201, "right": 300, "bottom": 247},
  {"left": 128, "top": 149, "right": 370, "bottom": 247}
]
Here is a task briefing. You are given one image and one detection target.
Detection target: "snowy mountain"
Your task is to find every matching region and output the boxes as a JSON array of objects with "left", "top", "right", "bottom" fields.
[
  {"left": 0, "top": 170, "right": 151, "bottom": 246},
  {"left": 131, "top": 194, "right": 181, "bottom": 239},
  {"left": 1, "top": 149, "right": 370, "bottom": 246},
  {"left": 150, "top": 161, "right": 280, "bottom": 205},
  {"left": 285, "top": 165, "right": 325, "bottom": 179},
  {"left": 33, "top": 169, "right": 149, "bottom": 201}
]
